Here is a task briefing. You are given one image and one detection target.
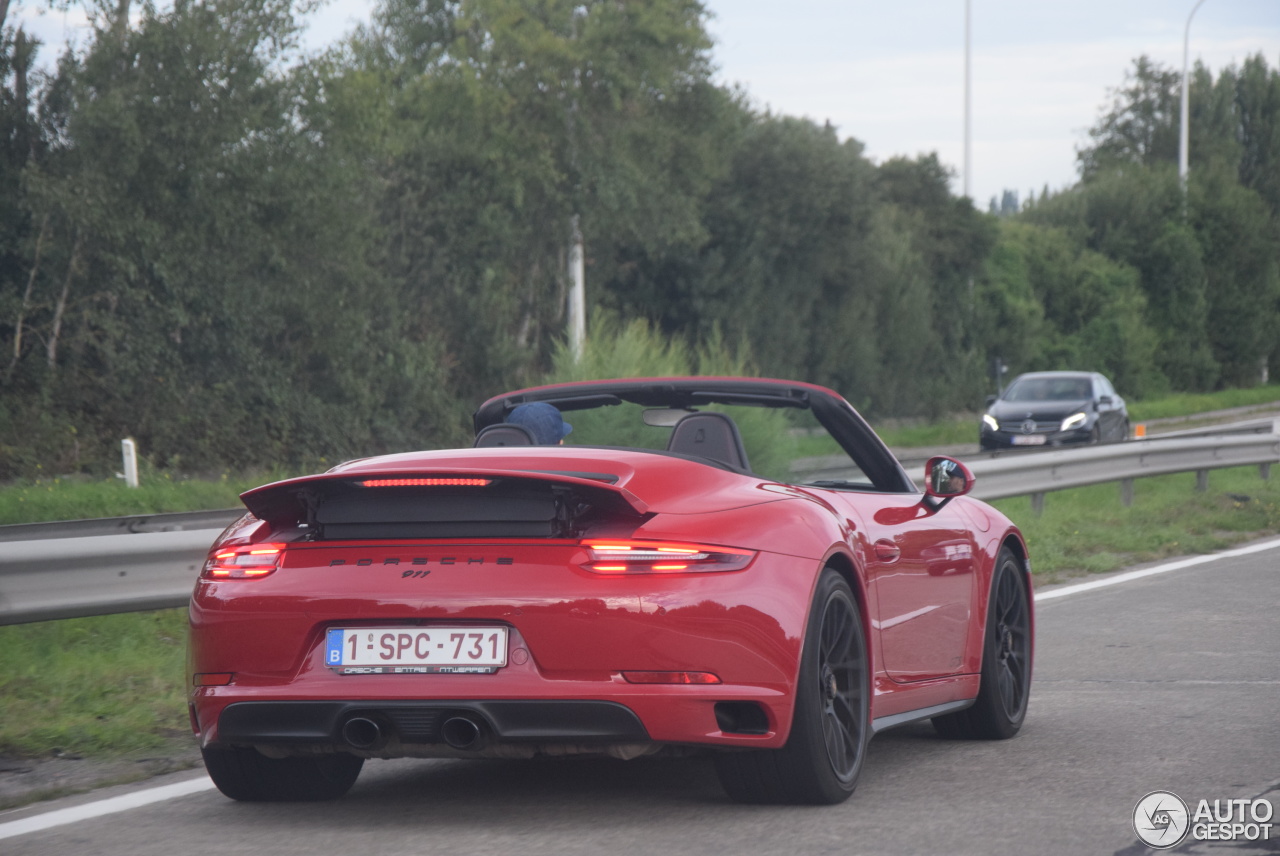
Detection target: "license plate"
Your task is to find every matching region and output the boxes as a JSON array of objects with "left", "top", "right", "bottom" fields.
[
  {"left": 326, "top": 627, "right": 508, "bottom": 674},
  {"left": 1010, "top": 435, "right": 1046, "bottom": 446}
]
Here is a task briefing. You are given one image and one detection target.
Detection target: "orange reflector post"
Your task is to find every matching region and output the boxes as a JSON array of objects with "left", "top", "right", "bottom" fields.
[
  {"left": 622, "top": 671, "right": 721, "bottom": 685},
  {"left": 193, "top": 673, "right": 235, "bottom": 687},
  {"left": 359, "top": 478, "right": 492, "bottom": 487},
  {"left": 1134, "top": 424, "right": 1146, "bottom": 438}
]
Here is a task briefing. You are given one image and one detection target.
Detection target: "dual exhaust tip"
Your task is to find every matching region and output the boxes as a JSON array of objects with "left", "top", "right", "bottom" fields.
[{"left": 340, "top": 714, "right": 487, "bottom": 751}]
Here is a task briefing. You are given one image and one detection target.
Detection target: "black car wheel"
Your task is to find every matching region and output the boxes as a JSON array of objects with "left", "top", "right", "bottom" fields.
[
  {"left": 202, "top": 745, "right": 364, "bottom": 801},
  {"left": 932, "top": 548, "right": 1031, "bottom": 740},
  {"left": 715, "top": 568, "right": 868, "bottom": 804}
]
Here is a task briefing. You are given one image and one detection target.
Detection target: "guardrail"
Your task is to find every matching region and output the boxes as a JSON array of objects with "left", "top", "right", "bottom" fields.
[
  {"left": 0, "top": 528, "right": 228, "bottom": 625},
  {"left": 966, "top": 433, "right": 1279, "bottom": 512},
  {"left": 0, "top": 510, "right": 243, "bottom": 626},
  {"left": 2, "top": 430, "right": 1277, "bottom": 626}
]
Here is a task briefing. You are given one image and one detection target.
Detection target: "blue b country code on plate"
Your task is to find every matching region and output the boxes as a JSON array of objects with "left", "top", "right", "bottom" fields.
[{"left": 326, "top": 629, "right": 345, "bottom": 666}]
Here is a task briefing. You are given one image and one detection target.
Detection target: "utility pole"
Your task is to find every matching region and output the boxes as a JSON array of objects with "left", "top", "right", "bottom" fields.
[
  {"left": 963, "top": 0, "right": 972, "bottom": 200},
  {"left": 1179, "top": 0, "right": 1209, "bottom": 194},
  {"left": 568, "top": 214, "right": 586, "bottom": 361},
  {"left": 566, "top": 6, "right": 587, "bottom": 361}
]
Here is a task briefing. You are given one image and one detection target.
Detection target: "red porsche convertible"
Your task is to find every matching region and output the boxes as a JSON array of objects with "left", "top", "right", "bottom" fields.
[{"left": 188, "top": 377, "right": 1032, "bottom": 805}]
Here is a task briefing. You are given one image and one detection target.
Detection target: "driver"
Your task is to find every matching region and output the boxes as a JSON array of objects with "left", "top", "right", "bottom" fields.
[{"left": 507, "top": 402, "right": 573, "bottom": 445}]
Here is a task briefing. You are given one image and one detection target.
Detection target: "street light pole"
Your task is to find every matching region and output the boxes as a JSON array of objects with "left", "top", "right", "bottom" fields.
[
  {"left": 1179, "top": 0, "right": 1209, "bottom": 192},
  {"left": 964, "top": 0, "right": 972, "bottom": 200}
]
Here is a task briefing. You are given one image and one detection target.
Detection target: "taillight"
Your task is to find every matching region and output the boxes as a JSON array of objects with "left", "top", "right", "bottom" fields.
[
  {"left": 202, "top": 543, "right": 285, "bottom": 579},
  {"left": 582, "top": 540, "right": 755, "bottom": 574}
]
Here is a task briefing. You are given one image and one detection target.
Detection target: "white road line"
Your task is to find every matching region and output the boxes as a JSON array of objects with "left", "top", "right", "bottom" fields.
[
  {"left": 4, "top": 537, "right": 1278, "bottom": 841},
  {"left": 1035, "top": 536, "right": 1280, "bottom": 602},
  {"left": 0, "top": 775, "right": 214, "bottom": 841}
]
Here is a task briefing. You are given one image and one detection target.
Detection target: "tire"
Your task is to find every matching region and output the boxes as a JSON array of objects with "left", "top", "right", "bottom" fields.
[
  {"left": 932, "top": 548, "right": 1031, "bottom": 740},
  {"left": 202, "top": 745, "right": 364, "bottom": 802},
  {"left": 715, "top": 569, "right": 869, "bottom": 804}
]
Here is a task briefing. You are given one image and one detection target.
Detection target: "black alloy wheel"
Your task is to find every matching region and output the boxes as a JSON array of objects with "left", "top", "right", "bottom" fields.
[
  {"left": 933, "top": 548, "right": 1031, "bottom": 740},
  {"left": 816, "top": 583, "right": 865, "bottom": 782},
  {"left": 989, "top": 556, "right": 1031, "bottom": 725},
  {"left": 715, "top": 569, "right": 868, "bottom": 804}
]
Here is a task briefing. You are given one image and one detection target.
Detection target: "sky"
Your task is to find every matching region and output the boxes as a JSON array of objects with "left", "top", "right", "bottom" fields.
[{"left": 11, "top": 0, "right": 1280, "bottom": 207}]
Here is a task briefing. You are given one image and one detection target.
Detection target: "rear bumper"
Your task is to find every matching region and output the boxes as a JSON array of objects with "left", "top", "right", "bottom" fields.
[
  {"left": 216, "top": 699, "right": 649, "bottom": 744},
  {"left": 192, "top": 683, "right": 786, "bottom": 754}
]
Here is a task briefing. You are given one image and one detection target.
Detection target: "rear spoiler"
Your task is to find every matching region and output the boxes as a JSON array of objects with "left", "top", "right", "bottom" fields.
[{"left": 240, "top": 469, "right": 650, "bottom": 541}]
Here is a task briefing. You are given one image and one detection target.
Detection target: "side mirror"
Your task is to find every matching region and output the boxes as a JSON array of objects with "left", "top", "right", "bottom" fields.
[
  {"left": 1098, "top": 395, "right": 1112, "bottom": 406},
  {"left": 985, "top": 395, "right": 997, "bottom": 406},
  {"left": 924, "top": 456, "right": 975, "bottom": 499}
]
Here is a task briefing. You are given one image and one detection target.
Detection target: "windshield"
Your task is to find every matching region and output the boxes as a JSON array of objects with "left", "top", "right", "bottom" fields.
[
  {"left": 1003, "top": 376, "right": 1091, "bottom": 402},
  {"left": 559, "top": 401, "right": 871, "bottom": 487}
]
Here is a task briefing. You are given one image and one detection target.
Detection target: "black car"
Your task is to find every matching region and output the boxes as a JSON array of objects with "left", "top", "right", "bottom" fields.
[{"left": 980, "top": 371, "right": 1128, "bottom": 451}]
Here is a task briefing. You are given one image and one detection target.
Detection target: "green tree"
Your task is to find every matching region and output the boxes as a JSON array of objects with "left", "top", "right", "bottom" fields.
[
  {"left": 1055, "top": 54, "right": 1280, "bottom": 390},
  {"left": 340, "top": 0, "right": 720, "bottom": 399},
  {"left": 983, "top": 220, "right": 1162, "bottom": 398},
  {"left": 873, "top": 153, "right": 997, "bottom": 413},
  {"left": 1078, "top": 56, "right": 1181, "bottom": 179},
  {"left": 1191, "top": 163, "right": 1280, "bottom": 386},
  {"left": 1, "top": 0, "right": 461, "bottom": 478}
]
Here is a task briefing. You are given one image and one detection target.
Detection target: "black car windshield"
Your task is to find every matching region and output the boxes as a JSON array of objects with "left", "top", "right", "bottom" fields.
[{"left": 1003, "top": 377, "right": 1090, "bottom": 402}]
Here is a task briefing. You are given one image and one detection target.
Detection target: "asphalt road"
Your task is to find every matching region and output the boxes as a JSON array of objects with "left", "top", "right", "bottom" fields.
[{"left": 3, "top": 544, "right": 1277, "bottom": 856}]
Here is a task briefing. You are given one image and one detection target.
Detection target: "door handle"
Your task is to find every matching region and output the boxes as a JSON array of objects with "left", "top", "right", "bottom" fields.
[{"left": 873, "top": 539, "right": 901, "bottom": 562}]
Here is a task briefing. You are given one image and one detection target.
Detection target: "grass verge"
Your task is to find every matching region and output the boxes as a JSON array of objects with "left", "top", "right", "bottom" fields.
[
  {"left": 0, "top": 472, "right": 288, "bottom": 526},
  {"left": 0, "top": 609, "right": 191, "bottom": 759},
  {"left": 1127, "top": 385, "right": 1280, "bottom": 422},
  {"left": 992, "top": 465, "right": 1280, "bottom": 583}
]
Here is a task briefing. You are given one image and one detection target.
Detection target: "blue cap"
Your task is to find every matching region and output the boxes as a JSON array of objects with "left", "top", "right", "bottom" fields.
[{"left": 507, "top": 402, "right": 573, "bottom": 445}]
